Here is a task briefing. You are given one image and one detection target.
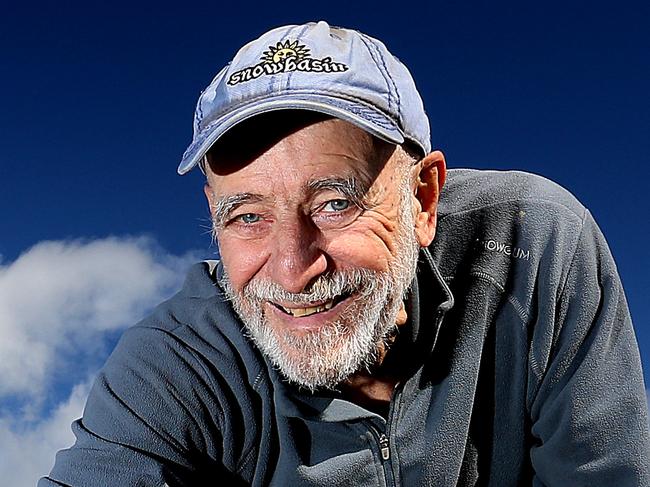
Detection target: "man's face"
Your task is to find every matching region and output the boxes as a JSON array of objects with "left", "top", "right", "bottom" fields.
[{"left": 204, "top": 115, "right": 422, "bottom": 391}]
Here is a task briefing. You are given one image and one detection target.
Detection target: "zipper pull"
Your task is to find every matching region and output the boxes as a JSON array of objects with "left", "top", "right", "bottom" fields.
[{"left": 378, "top": 434, "right": 390, "bottom": 460}]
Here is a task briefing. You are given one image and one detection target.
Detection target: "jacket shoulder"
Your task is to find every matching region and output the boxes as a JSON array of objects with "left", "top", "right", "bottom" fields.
[
  {"left": 130, "top": 260, "right": 266, "bottom": 389},
  {"left": 439, "top": 168, "right": 586, "bottom": 221}
]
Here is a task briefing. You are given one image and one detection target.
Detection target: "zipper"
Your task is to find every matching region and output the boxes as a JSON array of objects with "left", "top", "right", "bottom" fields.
[
  {"left": 382, "top": 381, "right": 406, "bottom": 485},
  {"left": 378, "top": 433, "right": 390, "bottom": 460},
  {"left": 364, "top": 379, "right": 405, "bottom": 485},
  {"left": 368, "top": 424, "right": 397, "bottom": 487}
]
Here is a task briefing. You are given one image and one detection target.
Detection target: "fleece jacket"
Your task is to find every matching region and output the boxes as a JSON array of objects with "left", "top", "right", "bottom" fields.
[{"left": 41, "top": 169, "right": 650, "bottom": 486}]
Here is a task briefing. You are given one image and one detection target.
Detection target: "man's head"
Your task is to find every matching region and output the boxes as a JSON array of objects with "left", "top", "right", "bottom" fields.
[
  {"left": 179, "top": 22, "right": 446, "bottom": 391},
  {"left": 177, "top": 21, "right": 432, "bottom": 176}
]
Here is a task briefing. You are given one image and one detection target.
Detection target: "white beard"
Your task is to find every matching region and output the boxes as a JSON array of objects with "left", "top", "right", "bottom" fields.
[{"left": 221, "top": 177, "right": 420, "bottom": 392}]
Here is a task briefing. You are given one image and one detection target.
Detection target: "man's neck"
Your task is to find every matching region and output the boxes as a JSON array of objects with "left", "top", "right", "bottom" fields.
[
  {"left": 341, "top": 371, "right": 399, "bottom": 418},
  {"left": 339, "top": 302, "right": 410, "bottom": 418}
]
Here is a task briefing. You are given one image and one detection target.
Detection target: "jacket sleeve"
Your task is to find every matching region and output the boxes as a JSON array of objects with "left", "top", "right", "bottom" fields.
[
  {"left": 38, "top": 324, "right": 244, "bottom": 487},
  {"left": 529, "top": 210, "right": 650, "bottom": 486}
]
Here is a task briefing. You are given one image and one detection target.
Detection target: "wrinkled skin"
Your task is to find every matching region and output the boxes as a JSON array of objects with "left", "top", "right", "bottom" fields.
[{"left": 204, "top": 112, "right": 446, "bottom": 399}]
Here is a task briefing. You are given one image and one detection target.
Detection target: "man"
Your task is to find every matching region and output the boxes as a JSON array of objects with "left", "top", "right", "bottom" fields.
[{"left": 42, "top": 21, "right": 649, "bottom": 486}]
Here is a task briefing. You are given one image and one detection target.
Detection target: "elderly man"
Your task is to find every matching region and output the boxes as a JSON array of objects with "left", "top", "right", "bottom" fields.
[{"left": 42, "top": 21, "right": 649, "bottom": 486}]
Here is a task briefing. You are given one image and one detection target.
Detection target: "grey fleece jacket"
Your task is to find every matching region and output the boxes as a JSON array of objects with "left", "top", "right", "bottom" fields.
[{"left": 41, "top": 169, "right": 650, "bottom": 486}]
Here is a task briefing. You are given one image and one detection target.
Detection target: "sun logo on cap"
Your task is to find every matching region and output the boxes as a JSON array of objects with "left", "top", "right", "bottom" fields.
[{"left": 261, "top": 40, "right": 310, "bottom": 63}]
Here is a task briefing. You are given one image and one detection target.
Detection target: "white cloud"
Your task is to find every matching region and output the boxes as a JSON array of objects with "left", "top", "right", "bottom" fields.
[
  {"left": 0, "top": 379, "right": 92, "bottom": 487},
  {"left": 0, "top": 237, "right": 199, "bottom": 398},
  {"left": 0, "top": 237, "right": 203, "bottom": 485}
]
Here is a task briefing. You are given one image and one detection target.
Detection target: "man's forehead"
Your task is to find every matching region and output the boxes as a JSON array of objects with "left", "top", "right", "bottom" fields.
[{"left": 209, "top": 150, "right": 380, "bottom": 199}]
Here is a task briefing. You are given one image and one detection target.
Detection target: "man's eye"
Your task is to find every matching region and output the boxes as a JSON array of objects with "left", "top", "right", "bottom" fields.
[
  {"left": 236, "top": 213, "right": 262, "bottom": 224},
  {"left": 322, "top": 199, "right": 351, "bottom": 212}
]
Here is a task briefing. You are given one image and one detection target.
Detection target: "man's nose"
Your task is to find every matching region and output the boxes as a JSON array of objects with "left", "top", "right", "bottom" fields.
[{"left": 268, "top": 217, "right": 328, "bottom": 294}]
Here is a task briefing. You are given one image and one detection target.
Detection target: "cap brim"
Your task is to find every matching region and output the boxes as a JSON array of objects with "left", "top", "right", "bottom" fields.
[{"left": 177, "top": 93, "right": 405, "bottom": 175}]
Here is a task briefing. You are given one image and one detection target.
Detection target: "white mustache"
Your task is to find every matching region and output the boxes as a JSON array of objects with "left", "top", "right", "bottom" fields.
[{"left": 241, "top": 268, "right": 384, "bottom": 305}]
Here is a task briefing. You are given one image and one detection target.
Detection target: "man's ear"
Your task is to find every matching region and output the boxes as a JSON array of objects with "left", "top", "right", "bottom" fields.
[
  {"left": 204, "top": 183, "right": 216, "bottom": 216},
  {"left": 412, "top": 150, "right": 446, "bottom": 247}
]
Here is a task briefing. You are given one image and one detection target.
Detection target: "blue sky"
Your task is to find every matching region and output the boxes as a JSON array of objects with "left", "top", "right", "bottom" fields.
[{"left": 2, "top": 2, "right": 649, "bottom": 483}]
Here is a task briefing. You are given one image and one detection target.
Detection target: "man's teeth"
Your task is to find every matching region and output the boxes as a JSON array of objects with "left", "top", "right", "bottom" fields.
[{"left": 282, "top": 300, "right": 334, "bottom": 317}]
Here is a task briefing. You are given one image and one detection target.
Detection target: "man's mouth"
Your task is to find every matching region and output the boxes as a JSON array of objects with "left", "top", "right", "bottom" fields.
[{"left": 271, "top": 293, "right": 350, "bottom": 318}]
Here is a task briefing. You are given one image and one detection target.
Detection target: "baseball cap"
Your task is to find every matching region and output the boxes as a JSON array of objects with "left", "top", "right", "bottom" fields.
[{"left": 177, "top": 20, "right": 431, "bottom": 175}]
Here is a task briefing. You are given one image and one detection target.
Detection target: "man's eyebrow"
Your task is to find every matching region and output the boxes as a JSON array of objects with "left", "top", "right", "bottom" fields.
[
  {"left": 308, "top": 177, "right": 370, "bottom": 209},
  {"left": 211, "top": 193, "right": 262, "bottom": 228}
]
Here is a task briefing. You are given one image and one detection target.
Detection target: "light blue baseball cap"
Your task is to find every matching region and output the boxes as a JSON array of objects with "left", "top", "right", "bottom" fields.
[{"left": 178, "top": 21, "right": 431, "bottom": 175}]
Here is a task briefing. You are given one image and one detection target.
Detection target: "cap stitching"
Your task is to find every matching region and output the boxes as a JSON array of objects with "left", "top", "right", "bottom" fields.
[
  {"left": 364, "top": 35, "right": 401, "bottom": 126},
  {"left": 183, "top": 88, "right": 402, "bottom": 162},
  {"left": 264, "top": 25, "right": 303, "bottom": 93},
  {"left": 196, "top": 103, "right": 205, "bottom": 132},
  {"left": 284, "top": 24, "right": 310, "bottom": 89},
  {"left": 357, "top": 34, "right": 393, "bottom": 113},
  {"left": 196, "top": 64, "right": 230, "bottom": 129},
  {"left": 191, "top": 100, "right": 394, "bottom": 152},
  {"left": 197, "top": 87, "right": 397, "bottom": 131}
]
